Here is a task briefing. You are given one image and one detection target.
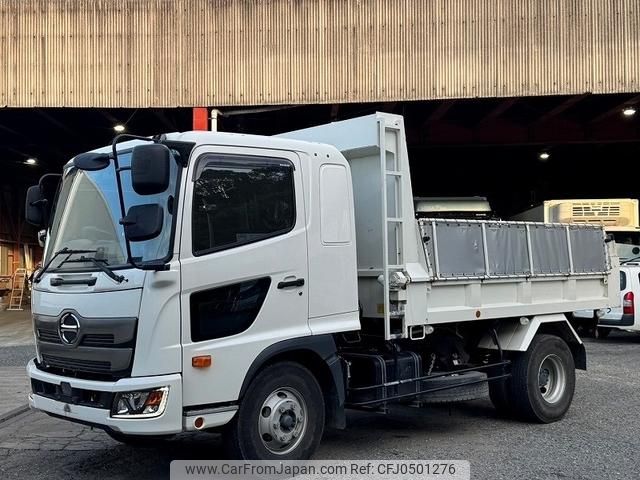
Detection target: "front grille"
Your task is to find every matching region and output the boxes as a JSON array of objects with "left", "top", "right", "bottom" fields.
[
  {"left": 41, "top": 354, "right": 111, "bottom": 374},
  {"left": 37, "top": 329, "right": 60, "bottom": 343},
  {"left": 35, "top": 312, "right": 137, "bottom": 381},
  {"left": 37, "top": 330, "right": 116, "bottom": 347},
  {"left": 82, "top": 334, "right": 115, "bottom": 347},
  {"left": 31, "top": 378, "right": 114, "bottom": 409}
]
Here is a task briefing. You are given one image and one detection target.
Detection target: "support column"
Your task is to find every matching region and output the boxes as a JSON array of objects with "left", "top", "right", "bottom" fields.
[{"left": 192, "top": 107, "right": 209, "bottom": 131}]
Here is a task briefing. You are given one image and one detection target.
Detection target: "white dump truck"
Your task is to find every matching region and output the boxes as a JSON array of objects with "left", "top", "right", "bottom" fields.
[{"left": 25, "top": 113, "right": 618, "bottom": 460}]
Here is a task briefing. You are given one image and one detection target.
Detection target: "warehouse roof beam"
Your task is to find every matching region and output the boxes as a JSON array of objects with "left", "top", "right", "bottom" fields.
[
  {"left": 534, "top": 94, "right": 590, "bottom": 125},
  {"left": 476, "top": 99, "right": 518, "bottom": 126}
]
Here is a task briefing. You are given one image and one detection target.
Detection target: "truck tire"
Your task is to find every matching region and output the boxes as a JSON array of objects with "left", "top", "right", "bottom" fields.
[
  {"left": 595, "top": 327, "right": 611, "bottom": 339},
  {"left": 419, "top": 371, "right": 489, "bottom": 404},
  {"left": 508, "top": 334, "right": 575, "bottom": 423},
  {"left": 223, "top": 361, "right": 325, "bottom": 460}
]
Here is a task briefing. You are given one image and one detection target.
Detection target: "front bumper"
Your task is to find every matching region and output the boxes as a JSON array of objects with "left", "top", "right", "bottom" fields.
[{"left": 27, "top": 359, "right": 183, "bottom": 435}]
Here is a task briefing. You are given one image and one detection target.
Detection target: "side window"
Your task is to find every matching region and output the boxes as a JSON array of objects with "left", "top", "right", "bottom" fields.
[
  {"left": 192, "top": 154, "right": 295, "bottom": 255},
  {"left": 190, "top": 278, "right": 271, "bottom": 342},
  {"left": 320, "top": 164, "right": 352, "bottom": 244}
]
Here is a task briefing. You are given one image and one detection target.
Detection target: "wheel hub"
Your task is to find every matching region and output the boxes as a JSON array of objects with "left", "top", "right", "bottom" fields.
[
  {"left": 258, "top": 388, "right": 307, "bottom": 455},
  {"left": 537, "top": 354, "right": 567, "bottom": 404},
  {"left": 280, "top": 412, "right": 296, "bottom": 431}
]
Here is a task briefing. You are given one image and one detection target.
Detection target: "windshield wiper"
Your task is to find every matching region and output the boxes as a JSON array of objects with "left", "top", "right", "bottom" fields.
[
  {"left": 63, "top": 256, "right": 126, "bottom": 283},
  {"left": 33, "top": 248, "right": 97, "bottom": 284},
  {"left": 33, "top": 248, "right": 126, "bottom": 284}
]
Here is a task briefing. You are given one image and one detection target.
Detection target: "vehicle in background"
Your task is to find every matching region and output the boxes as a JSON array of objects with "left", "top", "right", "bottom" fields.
[
  {"left": 573, "top": 261, "right": 640, "bottom": 338},
  {"left": 512, "top": 199, "right": 636, "bottom": 336},
  {"left": 511, "top": 198, "right": 640, "bottom": 261},
  {"left": 414, "top": 196, "right": 495, "bottom": 220}
]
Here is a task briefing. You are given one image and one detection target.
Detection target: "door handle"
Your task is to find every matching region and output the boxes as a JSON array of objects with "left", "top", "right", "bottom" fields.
[{"left": 277, "top": 278, "right": 305, "bottom": 289}]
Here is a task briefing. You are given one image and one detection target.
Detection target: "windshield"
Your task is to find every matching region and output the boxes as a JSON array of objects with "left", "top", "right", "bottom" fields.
[{"left": 45, "top": 150, "right": 178, "bottom": 270}]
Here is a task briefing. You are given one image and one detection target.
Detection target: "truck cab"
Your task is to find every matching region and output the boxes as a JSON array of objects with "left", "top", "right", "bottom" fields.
[{"left": 27, "top": 132, "right": 358, "bottom": 450}]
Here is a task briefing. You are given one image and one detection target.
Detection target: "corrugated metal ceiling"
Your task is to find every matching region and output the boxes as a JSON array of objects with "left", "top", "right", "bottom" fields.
[{"left": 0, "top": 0, "right": 638, "bottom": 107}]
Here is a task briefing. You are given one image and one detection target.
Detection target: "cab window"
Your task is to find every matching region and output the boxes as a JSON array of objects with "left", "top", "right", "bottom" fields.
[{"left": 192, "top": 154, "right": 295, "bottom": 255}]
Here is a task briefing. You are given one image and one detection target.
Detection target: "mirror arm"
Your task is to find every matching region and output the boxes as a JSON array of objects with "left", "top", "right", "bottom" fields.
[
  {"left": 110, "top": 133, "right": 164, "bottom": 270},
  {"left": 110, "top": 134, "right": 172, "bottom": 273},
  {"left": 111, "top": 137, "right": 137, "bottom": 270}
]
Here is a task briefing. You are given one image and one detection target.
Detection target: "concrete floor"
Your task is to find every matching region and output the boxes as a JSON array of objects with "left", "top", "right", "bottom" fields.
[
  {"left": 0, "top": 309, "right": 34, "bottom": 348},
  {"left": 0, "top": 332, "right": 639, "bottom": 479},
  {"left": 0, "top": 310, "right": 35, "bottom": 417}
]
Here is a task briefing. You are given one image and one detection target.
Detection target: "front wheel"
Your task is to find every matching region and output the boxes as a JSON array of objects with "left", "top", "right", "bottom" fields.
[
  {"left": 507, "top": 334, "right": 575, "bottom": 423},
  {"left": 223, "top": 361, "right": 325, "bottom": 460}
]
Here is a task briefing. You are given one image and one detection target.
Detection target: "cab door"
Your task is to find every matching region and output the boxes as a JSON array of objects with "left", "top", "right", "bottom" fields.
[{"left": 180, "top": 145, "right": 309, "bottom": 407}]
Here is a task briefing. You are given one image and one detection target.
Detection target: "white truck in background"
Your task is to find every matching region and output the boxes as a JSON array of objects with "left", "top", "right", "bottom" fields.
[
  {"left": 24, "top": 113, "right": 618, "bottom": 460},
  {"left": 414, "top": 196, "right": 494, "bottom": 220},
  {"left": 512, "top": 198, "right": 640, "bottom": 261}
]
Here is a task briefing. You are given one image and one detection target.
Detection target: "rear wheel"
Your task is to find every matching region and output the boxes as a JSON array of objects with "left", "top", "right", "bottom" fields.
[
  {"left": 507, "top": 334, "right": 575, "bottom": 423},
  {"left": 223, "top": 362, "right": 325, "bottom": 460}
]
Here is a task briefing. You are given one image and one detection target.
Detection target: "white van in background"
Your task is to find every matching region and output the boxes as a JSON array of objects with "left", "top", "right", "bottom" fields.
[{"left": 574, "top": 262, "right": 639, "bottom": 338}]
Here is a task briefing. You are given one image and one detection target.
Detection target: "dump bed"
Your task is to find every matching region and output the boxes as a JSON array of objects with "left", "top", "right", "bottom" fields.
[{"left": 280, "top": 113, "right": 619, "bottom": 340}]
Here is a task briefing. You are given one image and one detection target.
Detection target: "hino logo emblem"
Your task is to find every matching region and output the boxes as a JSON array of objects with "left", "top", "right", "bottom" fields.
[{"left": 58, "top": 313, "right": 81, "bottom": 345}]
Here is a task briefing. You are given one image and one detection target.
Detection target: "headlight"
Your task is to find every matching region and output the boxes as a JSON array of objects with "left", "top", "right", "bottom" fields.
[{"left": 111, "top": 386, "right": 169, "bottom": 418}]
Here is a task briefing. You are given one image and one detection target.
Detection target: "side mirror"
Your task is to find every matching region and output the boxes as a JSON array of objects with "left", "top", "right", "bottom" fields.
[
  {"left": 131, "top": 144, "right": 171, "bottom": 195},
  {"left": 25, "top": 185, "right": 46, "bottom": 226},
  {"left": 73, "top": 152, "right": 111, "bottom": 171},
  {"left": 120, "top": 204, "right": 164, "bottom": 242}
]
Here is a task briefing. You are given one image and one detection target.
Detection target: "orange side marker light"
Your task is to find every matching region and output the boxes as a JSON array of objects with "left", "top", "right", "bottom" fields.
[{"left": 192, "top": 355, "right": 212, "bottom": 368}]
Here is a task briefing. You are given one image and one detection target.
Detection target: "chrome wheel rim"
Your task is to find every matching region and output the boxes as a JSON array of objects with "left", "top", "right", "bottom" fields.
[
  {"left": 538, "top": 354, "right": 566, "bottom": 404},
  {"left": 258, "top": 387, "right": 307, "bottom": 455}
]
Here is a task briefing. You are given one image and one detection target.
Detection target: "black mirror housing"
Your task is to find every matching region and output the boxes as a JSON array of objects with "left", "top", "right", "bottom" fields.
[
  {"left": 120, "top": 204, "right": 164, "bottom": 242},
  {"left": 73, "top": 152, "right": 111, "bottom": 171},
  {"left": 25, "top": 174, "right": 62, "bottom": 227},
  {"left": 131, "top": 144, "right": 171, "bottom": 195},
  {"left": 25, "top": 185, "right": 45, "bottom": 226}
]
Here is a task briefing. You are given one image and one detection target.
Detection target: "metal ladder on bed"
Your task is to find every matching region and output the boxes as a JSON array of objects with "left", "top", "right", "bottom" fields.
[{"left": 379, "top": 119, "right": 406, "bottom": 340}]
